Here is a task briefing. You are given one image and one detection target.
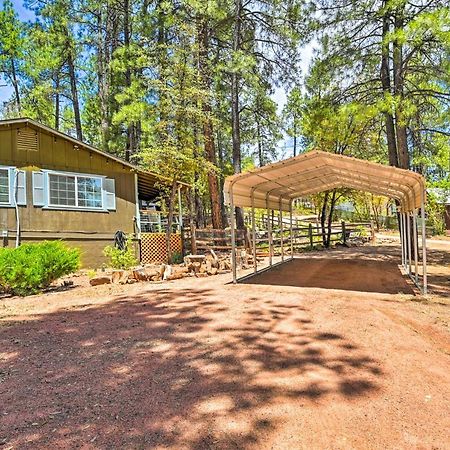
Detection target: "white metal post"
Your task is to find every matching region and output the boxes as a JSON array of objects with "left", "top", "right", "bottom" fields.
[
  {"left": 400, "top": 212, "right": 405, "bottom": 267},
  {"left": 251, "top": 193, "right": 257, "bottom": 274},
  {"left": 413, "top": 208, "right": 419, "bottom": 284},
  {"left": 290, "top": 200, "right": 294, "bottom": 260},
  {"left": 268, "top": 207, "right": 273, "bottom": 267},
  {"left": 421, "top": 198, "right": 427, "bottom": 295},
  {"left": 279, "top": 200, "right": 284, "bottom": 262},
  {"left": 230, "top": 183, "right": 237, "bottom": 284},
  {"left": 407, "top": 213, "right": 412, "bottom": 275}
]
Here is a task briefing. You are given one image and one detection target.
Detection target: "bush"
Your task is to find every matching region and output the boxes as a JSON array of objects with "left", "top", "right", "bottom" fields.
[
  {"left": 103, "top": 238, "right": 137, "bottom": 269},
  {"left": 0, "top": 241, "right": 80, "bottom": 296}
]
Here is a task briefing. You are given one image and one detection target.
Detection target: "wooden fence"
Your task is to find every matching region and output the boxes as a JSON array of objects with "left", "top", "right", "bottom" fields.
[{"left": 183, "top": 221, "right": 374, "bottom": 255}]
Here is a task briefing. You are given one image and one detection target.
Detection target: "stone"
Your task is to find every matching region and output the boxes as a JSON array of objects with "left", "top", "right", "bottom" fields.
[
  {"left": 144, "top": 268, "right": 159, "bottom": 279},
  {"left": 184, "top": 254, "right": 206, "bottom": 265},
  {"left": 132, "top": 268, "right": 148, "bottom": 281},
  {"left": 111, "top": 270, "right": 129, "bottom": 284},
  {"left": 163, "top": 265, "right": 172, "bottom": 280},
  {"left": 90, "top": 276, "right": 111, "bottom": 286},
  {"left": 207, "top": 267, "right": 218, "bottom": 276}
]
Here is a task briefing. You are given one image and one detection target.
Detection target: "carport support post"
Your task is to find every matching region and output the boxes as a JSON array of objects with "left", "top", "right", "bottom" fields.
[
  {"left": 230, "top": 184, "right": 237, "bottom": 284},
  {"left": 267, "top": 206, "right": 273, "bottom": 267},
  {"left": 289, "top": 201, "right": 294, "bottom": 260},
  {"left": 400, "top": 213, "right": 405, "bottom": 268},
  {"left": 413, "top": 208, "right": 419, "bottom": 284},
  {"left": 399, "top": 213, "right": 403, "bottom": 266},
  {"left": 421, "top": 198, "right": 427, "bottom": 295},
  {"left": 251, "top": 194, "right": 257, "bottom": 274},
  {"left": 279, "top": 200, "right": 284, "bottom": 262},
  {"left": 407, "top": 213, "right": 412, "bottom": 275}
]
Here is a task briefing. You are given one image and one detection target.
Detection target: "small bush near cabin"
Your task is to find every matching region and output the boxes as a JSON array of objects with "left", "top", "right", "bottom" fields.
[
  {"left": 0, "top": 241, "right": 80, "bottom": 296},
  {"left": 103, "top": 238, "right": 137, "bottom": 269}
]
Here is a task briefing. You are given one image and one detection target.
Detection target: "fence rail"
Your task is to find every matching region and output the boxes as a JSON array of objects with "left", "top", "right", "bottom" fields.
[{"left": 182, "top": 220, "right": 374, "bottom": 254}]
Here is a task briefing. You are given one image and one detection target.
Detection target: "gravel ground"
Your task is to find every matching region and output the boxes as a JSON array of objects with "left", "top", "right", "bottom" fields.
[{"left": 0, "top": 244, "right": 449, "bottom": 449}]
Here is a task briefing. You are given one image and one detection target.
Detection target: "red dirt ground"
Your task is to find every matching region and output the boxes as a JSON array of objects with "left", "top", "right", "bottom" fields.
[{"left": 0, "top": 244, "right": 449, "bottom": 449}]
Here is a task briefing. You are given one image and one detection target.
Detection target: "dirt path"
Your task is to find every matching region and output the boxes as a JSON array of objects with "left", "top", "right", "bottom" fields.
[{"left": 0, "top": 244, "right": 449, "bottom": 449}]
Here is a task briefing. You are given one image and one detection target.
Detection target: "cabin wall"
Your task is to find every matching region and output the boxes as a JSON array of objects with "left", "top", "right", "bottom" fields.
[{"left": 0, "top": 123, "right": 137, "bottom": 267}]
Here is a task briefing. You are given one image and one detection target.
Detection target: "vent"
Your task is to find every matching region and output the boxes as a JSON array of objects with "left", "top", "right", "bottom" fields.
[{"left": 17, "top": 127, "right": 39, "bottom": 152}]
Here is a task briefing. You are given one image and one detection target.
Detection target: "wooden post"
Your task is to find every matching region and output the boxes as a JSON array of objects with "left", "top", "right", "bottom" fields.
[
  {"left": 370, "top": 220, "right": 375, "bottom": 242},
  {"left": 308, "top": 223, "right": 313, "bottom": 249},
  {"left": 341, "top": 221, "right": 346, "bottom": 245}
]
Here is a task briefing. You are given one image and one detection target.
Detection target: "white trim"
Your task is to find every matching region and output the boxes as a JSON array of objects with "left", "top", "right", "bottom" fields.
[
  {"left": 42, "top": 169, "right": 109, "bottom": 212},
  {"left": 0, "top": 166, "right": 24, "bottom": 208}
]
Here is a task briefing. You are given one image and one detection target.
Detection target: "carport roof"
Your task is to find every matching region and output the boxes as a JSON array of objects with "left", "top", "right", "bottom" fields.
[{"left": 224, "top": 151, "right": 425, "bottom": 212}]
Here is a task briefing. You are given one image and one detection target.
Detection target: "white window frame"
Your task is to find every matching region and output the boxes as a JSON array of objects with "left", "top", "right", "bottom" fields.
[
  {"left": 0, "top": 165, "right": 16, "bottom": 207},
  {"left": 43, "top": 170, "right": 107, "bottom": 212}
]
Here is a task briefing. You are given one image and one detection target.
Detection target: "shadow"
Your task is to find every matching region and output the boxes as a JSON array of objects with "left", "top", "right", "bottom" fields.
[
  {"left": 0, "top": 286, "right": 383, "bottom": 448},
  {"left": 242, "top": 257, "right": 414, "bottom": 295}
]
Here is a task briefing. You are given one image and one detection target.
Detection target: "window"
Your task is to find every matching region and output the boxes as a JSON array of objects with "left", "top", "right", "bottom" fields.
[
  {"left": 0, "top": 168, "right": 10, "bottom": 204},
  {"left": 48, "top": 172, "right": 103, "bottom": 209}
]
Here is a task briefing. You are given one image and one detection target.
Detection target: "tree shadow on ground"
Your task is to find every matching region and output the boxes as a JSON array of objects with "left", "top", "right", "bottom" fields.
[{"left": 0, "top": 287, "right": 384, "bottom": 448}]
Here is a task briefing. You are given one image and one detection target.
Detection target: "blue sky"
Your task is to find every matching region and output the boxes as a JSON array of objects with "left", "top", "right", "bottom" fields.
[{"left": 0, "top": 0, "right": 33, "bottom": 103}]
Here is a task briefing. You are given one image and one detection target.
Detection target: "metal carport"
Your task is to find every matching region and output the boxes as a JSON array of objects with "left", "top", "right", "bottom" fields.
[{"left": 224, "top": 151, "right": 427, "bottom": 293}]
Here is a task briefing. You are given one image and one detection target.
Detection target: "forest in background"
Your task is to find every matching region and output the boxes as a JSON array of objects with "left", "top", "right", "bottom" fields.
[{"left": 0, "top": 0, "right": 449, "bottom": 233}]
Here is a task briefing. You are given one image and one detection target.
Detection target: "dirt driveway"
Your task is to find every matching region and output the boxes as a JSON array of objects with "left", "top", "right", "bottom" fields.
[{"left": 1, "top": 244, "right": 449, "bottom": 449}]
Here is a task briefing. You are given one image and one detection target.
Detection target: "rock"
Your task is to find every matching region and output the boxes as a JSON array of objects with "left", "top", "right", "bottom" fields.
[
  {"left": 167, "top": 272, "right": 184, "bottom": 281},
  {"left": 144, "top": 268, "right": 159, "bottom": 279},
  {"left": 184, "top": 254, "right": 206, "bottom": 265},
  {"left": 132, "top": 268, "right": 148, "bottom": 281},
  {"left": 207, "top": 267, "right": 218, "bottom": 276},
  {"left": 90, "top": 276, "right": 111, "bottom": 286},
  {"left": 163, "top": 265, "right": 172, "bottom": 280},
  {"left": 196, "top": 272, "right": 208, "bottom": 277},
  {"left": 111, "top": 270, "right": 129, "bottom": 284}
]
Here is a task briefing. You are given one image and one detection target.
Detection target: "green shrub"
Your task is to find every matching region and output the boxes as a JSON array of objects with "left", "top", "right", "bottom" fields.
[
  {"left": 103, "top": 239, "right": 137, "bottom": 269},
  {"left": 0, "top": 241, "right": 80, "bottom": 296},
  {"left": 171, "top": 252, "right": 183, "bottom": 264}
]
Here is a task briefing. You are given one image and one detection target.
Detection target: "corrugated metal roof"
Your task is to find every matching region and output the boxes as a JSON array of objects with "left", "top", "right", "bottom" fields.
[{"left": 224, "top": 150, "right": 425, "bottom": 212}]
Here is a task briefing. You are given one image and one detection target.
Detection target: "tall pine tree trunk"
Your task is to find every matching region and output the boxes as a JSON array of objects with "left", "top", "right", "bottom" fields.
[
  {"left": 124, "top": 0, "right": 138, "bottom": 161},
  {"left": 10, "top": 58, "right": 20, "bottom": 113},
  {"left": 98, "top": 5, "right": 110, "bottom": 151},
  {"left": 380, "top": 4, "right": 398, "bottom": 167},
  {"left": 198, "top": 20, "right": 223, "bottom": 229},
  {"left": 66, "top": 34, "right": 83, "bottom": 141},
  {"left": 231, "top": 0, "right": 245, "bottom": 229},
  {"left": 393, "top": 8, "right": 409, "bottom": 169},
  {"left": 54, "top": 73, "right": 60, "bottom": 130}
]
